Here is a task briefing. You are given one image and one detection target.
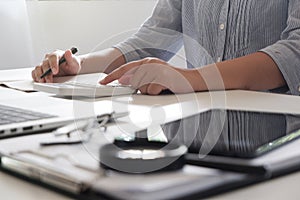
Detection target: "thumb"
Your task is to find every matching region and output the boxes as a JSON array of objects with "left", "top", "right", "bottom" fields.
[
  {"left": 62, "top": 50, "right": 80, "bottom": 75},
  {"left": 64, "top": 50, "right": 73, "bottom": 64}
]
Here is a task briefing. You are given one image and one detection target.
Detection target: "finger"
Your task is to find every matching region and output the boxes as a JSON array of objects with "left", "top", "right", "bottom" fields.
[
  {"left": 34, "top": 66, "right": 45, "bottom": 83},
  {"left": 100, "top": 60, "right": 142, "bottom": 85},
  {"left": 31, "top": 69, "right": 38, "bottom": 82},
  {"left": 100, "top": 69, "right": 124, "bottom": 85},
  {"left": 64, "top": 50, "right": 74, "bottom": 65},
  {"left": 138, "top": 85, "right": 149, "bottom": 94},
  {"left": 45, "top": 70, "right": 54, "bottom": 83},
  {"left": 48, "top": 54, "right": 59, "bottom": 75},
  {"left": 44, "top": 53, "right": 50, "bottom": 59},
  {"left": 147, "top": 83, "right": 166, "bottom": 95},
  {"left": 63, "top": 50, "right": 81, "bottom": 75},
  {"left": 64, "top": 50, "right": 76, "bottom": 70},
  {"left": 41, "top": 59, "right": 52, "bottom": 82}
]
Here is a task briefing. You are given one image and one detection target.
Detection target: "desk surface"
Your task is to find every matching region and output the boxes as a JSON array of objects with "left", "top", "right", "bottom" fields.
[
  {"left": 212, "top": 171, "right": 300, "bottom": 200},
  {"left": 1, "top": 68, "right": 300, "bottom": 199},
  {"left": 1, "top": 170, "right": 300, "bottom": 200}
]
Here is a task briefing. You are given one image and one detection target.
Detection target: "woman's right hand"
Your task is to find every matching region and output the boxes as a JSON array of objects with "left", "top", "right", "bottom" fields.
[{"left": 32, "top": 49, "right": 81, "bottom": 83}]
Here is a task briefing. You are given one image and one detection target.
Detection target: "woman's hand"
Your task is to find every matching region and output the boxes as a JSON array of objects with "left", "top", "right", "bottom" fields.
[
  {"left": 100, "top": 57, "right": 198, "bottom": 95},
  {"left": 32, "top": 49, "right": 81, "bottom": 83}
]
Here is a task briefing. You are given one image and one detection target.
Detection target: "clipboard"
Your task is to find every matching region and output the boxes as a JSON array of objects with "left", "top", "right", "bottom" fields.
[{"left": 0, "top": 126, "right": 261, "bottom": 200}]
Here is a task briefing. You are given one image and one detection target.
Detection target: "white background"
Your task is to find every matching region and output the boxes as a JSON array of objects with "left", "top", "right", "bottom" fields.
[{"left": 0, "top": 0, "right": 156, "bottom": 69}]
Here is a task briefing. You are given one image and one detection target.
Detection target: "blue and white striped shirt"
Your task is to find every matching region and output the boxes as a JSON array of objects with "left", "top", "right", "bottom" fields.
[{"left": 116, "top": 0, "right": 300, "bottom": 95}]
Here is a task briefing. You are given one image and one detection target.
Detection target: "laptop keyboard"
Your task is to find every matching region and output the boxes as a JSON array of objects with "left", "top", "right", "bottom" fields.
[{"left": 0, "top": 104, "right": 55, "bottom": 125}]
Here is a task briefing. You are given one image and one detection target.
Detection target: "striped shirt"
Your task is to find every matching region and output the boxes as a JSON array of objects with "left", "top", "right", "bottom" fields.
[
  {"left": 115, "top": 0, "right": 300, "bottom": 149},
  {"left": 115, "top": 0, "right": 300, "bottom": 95}
]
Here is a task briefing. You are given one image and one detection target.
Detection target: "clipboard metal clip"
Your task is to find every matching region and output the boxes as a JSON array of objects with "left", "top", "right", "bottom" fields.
[{"left": 40, "top": 112, "right": 129, "bottom": 146}]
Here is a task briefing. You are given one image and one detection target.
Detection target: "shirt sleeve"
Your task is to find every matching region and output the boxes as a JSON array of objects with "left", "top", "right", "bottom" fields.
[
  {"left": 260, "top": 0, "right": 300, "bottom": 95},
  {"left": 114, "top": 0, "right": 183, "bottom": 63}
]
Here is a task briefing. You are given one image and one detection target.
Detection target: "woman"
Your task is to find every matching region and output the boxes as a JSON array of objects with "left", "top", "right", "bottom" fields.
[
  {"left": 32, "top": 0, "right": 300, "bottom": 96},
  {"left": 32, "top": 0, "right": 300, "bottom": 152}
]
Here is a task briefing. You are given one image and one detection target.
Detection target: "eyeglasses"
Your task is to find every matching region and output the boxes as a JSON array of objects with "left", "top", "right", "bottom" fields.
[{"left": 40, "top": 112, "right": 129, "bottom": 146}]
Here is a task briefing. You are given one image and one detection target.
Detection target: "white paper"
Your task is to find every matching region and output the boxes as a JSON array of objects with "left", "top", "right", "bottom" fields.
[{"left": 1, "top": 80, "right": 35, "bottom": 92}]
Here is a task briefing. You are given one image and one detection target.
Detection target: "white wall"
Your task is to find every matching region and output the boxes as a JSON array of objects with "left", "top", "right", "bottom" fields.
[
  {"left": 0, "top": 0, "right": 34, "bottom": 69},
  {"left": 0, "top": 0, "right": 157, "bottom": 69}
]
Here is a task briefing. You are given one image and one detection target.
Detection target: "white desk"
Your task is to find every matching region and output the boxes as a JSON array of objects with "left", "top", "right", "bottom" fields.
[
  {"left": 1, "top": 68, "right": 300, "bottom": 199},
  {"left": 1, "top": 170, "right": 300, "bottom": 200},
  {"left": 212, "top": 172, "right": 300, "bottom": 200}
]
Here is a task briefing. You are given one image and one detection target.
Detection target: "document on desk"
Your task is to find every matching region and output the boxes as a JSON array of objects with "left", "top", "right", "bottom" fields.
[
  {"left": 0, "top": 68, "right": 35, "bottom": 92},
  {"left": 1, "top": 80, "right": 35, "bottom": 92},
  {"left": 33, "top": 73, "right": 136, "bottom": 97},
  {"left": 0, "top": 68, "right": 33, "bottom": 82}
]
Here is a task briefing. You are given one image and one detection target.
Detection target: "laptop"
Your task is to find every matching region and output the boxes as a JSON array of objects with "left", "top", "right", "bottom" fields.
[
  {"left": 0, "top": 83, "right": 115, "bottom": 138},
  {"left": 0, "top": 103, "right": 74, "bottom": 138},
  {"left": 0, "top": 96, "right": 116, "bottom": 138}
]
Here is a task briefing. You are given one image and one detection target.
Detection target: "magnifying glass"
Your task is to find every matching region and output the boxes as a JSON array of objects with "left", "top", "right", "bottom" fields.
[{"left": 99, "top": 131, "right": 187, "bottom": 174}]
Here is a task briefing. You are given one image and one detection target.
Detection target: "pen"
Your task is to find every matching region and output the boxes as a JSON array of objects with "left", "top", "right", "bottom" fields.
[{"left": 40, "top": 47, "right": 78, "bottom": 79}]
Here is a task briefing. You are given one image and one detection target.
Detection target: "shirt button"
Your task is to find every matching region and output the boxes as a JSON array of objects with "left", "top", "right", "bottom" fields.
[{"left": 220, "top": 23, "right": 225, "bottom": 30}]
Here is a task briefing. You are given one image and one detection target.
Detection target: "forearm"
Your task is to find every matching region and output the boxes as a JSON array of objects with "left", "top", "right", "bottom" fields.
[
  {"left": 78, "top": 48, "right": 126, "bottom": 74},
  {"left": 188, "top": 52, "right": 287, "bottom": 92}
]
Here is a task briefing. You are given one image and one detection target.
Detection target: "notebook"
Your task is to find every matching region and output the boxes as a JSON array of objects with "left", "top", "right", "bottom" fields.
[{"left": 33, "top": 73, "right": 136, "bottom": 97}]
